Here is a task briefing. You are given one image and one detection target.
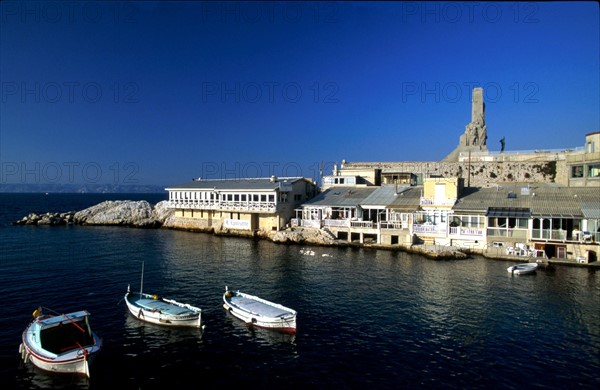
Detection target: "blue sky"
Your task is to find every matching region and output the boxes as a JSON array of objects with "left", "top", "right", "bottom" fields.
[{"left": 1, "top": 1, "right": 598, "bottom": 186}]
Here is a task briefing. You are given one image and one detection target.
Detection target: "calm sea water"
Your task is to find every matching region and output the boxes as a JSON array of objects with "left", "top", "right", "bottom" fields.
[{"left": 0, "top": 193, "right": 598, "bottom": 389}]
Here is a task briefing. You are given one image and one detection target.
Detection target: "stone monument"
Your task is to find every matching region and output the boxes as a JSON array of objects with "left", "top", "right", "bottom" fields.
[{"left": 443, "top": 87, "right": 489, "bottom": 161}]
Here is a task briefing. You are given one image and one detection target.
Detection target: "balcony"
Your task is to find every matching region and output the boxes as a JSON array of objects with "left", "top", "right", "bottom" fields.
[
  {"left": 449, "top": 226, "right": 485, "bottom": 237},
  {"left": 380, "top": 221, "right": 408, "bottom": 230},
  {"left": 168, "top": 200, "right": 276, "bottom": 213},
  {"left": 413, "top": 224, "right": 446, "bottom": 234}
]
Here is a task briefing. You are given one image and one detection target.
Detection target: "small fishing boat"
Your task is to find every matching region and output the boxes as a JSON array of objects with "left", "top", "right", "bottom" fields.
[
  {"left": 124, "top": 263, "right": 203, "bottom": 328},
  {"left": 507, "top": 263, "right": 539, "bottom": 275},
  {"left": 223, "top": 286, "right": 297, "bottom": 333},
  {"left": 19, "top": 307, "right": 102, "bottom": 377}
]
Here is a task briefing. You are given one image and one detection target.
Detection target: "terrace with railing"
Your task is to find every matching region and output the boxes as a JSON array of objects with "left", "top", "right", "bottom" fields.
[
  {"left": 449, "top": 226, "right": 485, "bottom": 237},
  {"left": 167, "top": 199, "right": 276, "bottom": 213},
  {"left": 412, "top": 224, "right": 446, "bottom": 234}
]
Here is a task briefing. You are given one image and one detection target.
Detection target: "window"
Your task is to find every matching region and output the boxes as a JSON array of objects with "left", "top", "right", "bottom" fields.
[
  {"left": 587, "top": 164, "right": 600, "bottom": 178},
  {"left": 241, "top": 194, "right": 247, "bottom": 202},
  {"left": 268, "top": 194, "right": 274, "bottom": 202},
  {"left": 572, "top": 165, "right": 584, "bottom": 178}
]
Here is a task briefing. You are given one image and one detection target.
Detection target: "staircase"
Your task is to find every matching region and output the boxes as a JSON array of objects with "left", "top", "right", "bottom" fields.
[
  {"left": 573, "top": 244, "right": 587, "bottom": 263},
  {"left": 321, "top": 227, "right": 338, "bottom": 241}
]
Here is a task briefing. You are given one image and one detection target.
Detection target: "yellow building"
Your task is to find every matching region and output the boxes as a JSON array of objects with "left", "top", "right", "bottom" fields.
[{"left": 412, "top": 177, "right": 463, "bottom": 244}]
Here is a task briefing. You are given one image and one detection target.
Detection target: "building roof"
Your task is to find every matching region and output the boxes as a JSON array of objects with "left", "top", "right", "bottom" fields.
[
  {"left": 301, "top": 186, "right": 377, "bottom": 208},
  {"left": 386, "top": 186, "right": 422, "bottom": 211},
  {"left": 361, "top": 185, "right": 410, "bottom": 207},
  {"left": 165, "top": 177, "right": 307, "bottom": 191},
  {"left": 454, "top": 185, "right": 599, "bottom": 218}
]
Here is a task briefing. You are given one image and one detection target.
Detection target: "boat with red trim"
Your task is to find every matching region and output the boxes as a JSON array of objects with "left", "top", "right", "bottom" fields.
[{"left": 19, "top": 307, "right": 102, "bottom": 377}]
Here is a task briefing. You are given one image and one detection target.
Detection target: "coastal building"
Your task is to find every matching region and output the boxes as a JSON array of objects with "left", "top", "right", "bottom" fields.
[
  {"left": 293, "top": 180, "right": 598, "bottom": 261},
  {"left": 412, "top": 177, "right": 462, "bottom": 245},
  {"left": 567, "top": 132, "right": 600, "bottom": 187},
  {"left": 452, "top": 185, "right": 599, "bottom": 261},
  {"left": 166, "top": 177, "right": 317, "bottom": 233}
]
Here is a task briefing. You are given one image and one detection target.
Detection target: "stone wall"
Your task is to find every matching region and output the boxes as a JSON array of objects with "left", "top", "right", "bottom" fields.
[{"left": 343, "top": 159, "right": 567, "bottom": 187}]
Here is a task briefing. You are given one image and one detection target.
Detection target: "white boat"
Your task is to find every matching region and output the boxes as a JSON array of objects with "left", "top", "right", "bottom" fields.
[
  {"left": 223, "top": 286, "right": 297, "bottom": 333},
  {"left": 19, "top": 308, "right": 102, "bottom": 377},
  {"left": 507, "top": 263, "right": 539, "bottom": 275},
  {"left": 124, "top": 263, "right": 204, "bottom": 328}
]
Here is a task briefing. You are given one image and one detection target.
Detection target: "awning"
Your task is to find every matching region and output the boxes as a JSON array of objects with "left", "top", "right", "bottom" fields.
[
  {"left": 531, "top": 214, "right": 581, "bottom": 219},
  {"left": 486, "top": 208, "right": 531, "bottom": 218}
]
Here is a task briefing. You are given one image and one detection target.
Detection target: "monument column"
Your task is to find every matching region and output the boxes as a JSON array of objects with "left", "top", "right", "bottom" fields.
[{"left": 443, "top": 87, "right": 489, "bottom": 162}]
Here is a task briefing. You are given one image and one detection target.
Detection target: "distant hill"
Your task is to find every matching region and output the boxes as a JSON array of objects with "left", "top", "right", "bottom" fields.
[{"left": 0, "top": 183, "right": 166, "bottom": 193}]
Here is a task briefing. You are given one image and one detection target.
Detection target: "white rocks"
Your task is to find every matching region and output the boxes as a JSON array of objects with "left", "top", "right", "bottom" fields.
[
  {"left": 270, "top": 228, "right": 338, "bottom": 246},
  {"left": 74, "top": 201, "right": 154, "bottom": 226},
  {"left": 152, "top": 201, "right": 173, "bottom": 224},
  {"left": 15, "top": 200, "right": 174, "bottom": 228}
]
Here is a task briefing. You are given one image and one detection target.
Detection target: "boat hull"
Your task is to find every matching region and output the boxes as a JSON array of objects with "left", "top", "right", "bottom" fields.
[
  {"left": 223, "top": 290, "right": 296, "bottom": 333},
  {"left": 125, "top": 292, "right": 203, "bottom": 328},
  {"left": 20, "top": 311, "right": 101, "bottom": 377},
  {"left": 20, "top": 337, "right": 100, "bottom": 376},
  {"left": 507, "top": 263, "right": 539, "bottom": 275}
]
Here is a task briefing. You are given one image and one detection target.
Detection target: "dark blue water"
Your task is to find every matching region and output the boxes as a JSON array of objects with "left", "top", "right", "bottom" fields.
[{"left": 0, "top": 193, "right": 599, "bottom": 389}]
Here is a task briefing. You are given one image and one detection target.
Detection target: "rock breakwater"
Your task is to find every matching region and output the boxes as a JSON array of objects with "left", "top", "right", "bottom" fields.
[{"left": 15, "top": 200, "right": 173, "bottom": 228}]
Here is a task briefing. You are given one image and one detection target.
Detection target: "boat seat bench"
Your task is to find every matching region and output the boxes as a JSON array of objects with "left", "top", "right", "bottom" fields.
[
  {"left": 136, "top": 298, "right": 194, "bottom": 316},
  {"left": 230, "top": 296, "right": 290, "bottom": 318}
]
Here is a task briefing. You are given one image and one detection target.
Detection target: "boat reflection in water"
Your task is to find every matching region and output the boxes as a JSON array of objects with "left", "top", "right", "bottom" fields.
[
  {"left": 17, "top": 361, "right": 91, "bottom": 390},
  {"left": 224, "top": 313, "right": 296, "bottom": 346},
  {"left": 123, "top": 314, "right": 204, "bottom": 352}
]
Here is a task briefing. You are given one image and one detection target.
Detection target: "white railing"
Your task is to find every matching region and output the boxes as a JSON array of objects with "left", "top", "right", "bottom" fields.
[
  {"left": 380, "top": 221, "right": 406, "bottom": 230},
  {"left": 323, "top": 219, "right": 350, "bottom": 228},
  {"left": 301, "top": 219, "right": 321, "bottom": 228},
  {"left": 413, "top": 224, "right": 446, "bottom": 234},
  {"left": 449, "top": 226, "right": 485, "bottom": 236},
  {"left": 419, "top": 197, "right": 457, "bottom": 206},
  {"left": 168, "top": 200, "right": 276, "bottom": 213},
  {"left": 351, "top": 220, "right": 374, "bottom": 229}
]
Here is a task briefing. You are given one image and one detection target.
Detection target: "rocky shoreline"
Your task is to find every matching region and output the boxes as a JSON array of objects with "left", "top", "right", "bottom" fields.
[
  {"left": 14, "top": 199, "right": 469, "bottom": 259},
  {"left": 14, "top": 200, "right": 172, "bottom": 228}
]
